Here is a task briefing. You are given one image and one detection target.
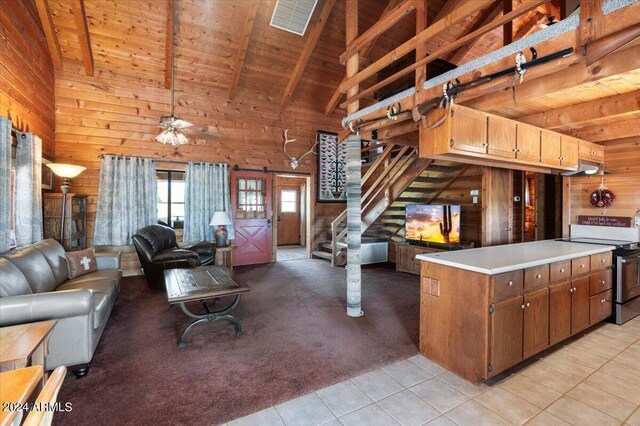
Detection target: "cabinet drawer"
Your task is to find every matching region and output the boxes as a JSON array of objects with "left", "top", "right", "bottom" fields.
[
  {"left": 590, "top": 252, "right": 612, "bottom": 271},
  {"left": 590, "top": 269, "right": 612, "bottom": 295},
  {"left": 524, "top": 264, "right": 550, "bottom": 290},
  {"left": 550, "top": 260, "right": 571, "bottom": 283},
  {"left": 491, "top": 270, "right": 524, "bottom": 300},
  {"left": 590, "top": 289, "right": 613, "bottom": 325},
  {"left": 571, "top": 256, "right": 591, "bottom": 276}
]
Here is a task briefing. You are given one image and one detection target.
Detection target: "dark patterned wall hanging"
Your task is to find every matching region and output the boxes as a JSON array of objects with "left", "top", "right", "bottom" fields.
[{"left": 317, "top": 131, "right": 347, "bottom": 202}]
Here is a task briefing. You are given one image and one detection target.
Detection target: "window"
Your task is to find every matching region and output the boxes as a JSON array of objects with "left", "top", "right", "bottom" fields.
[
  {"left": 157, "top": 170, "right": 185, "bottom": 228},
  {"left": 280, "top": 190, "right": 297, "bottom": 213},
  {"left": 235, "top": 178, "right": 266, "bottom": 219}
]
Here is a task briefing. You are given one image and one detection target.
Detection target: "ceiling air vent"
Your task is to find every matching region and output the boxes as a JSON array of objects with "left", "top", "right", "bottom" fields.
[{"left": 270, "top": 0, "right": 318, "bottom": 36}]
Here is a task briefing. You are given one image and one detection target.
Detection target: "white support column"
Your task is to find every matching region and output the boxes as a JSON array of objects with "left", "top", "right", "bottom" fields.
[{"left": 346, "top": 133, "right": 363, "bottom": 317}]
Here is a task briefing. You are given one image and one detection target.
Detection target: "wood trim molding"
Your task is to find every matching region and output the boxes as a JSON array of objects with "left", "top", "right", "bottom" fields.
[
  {"left": 34, "top": 0, "right": 63, "bottom": 70},
  {"left": 164, "top": 0, "right": 173, "bottom": 89},
  {"left": 228, "top": 1, "right": 260, "bottom": 100}
]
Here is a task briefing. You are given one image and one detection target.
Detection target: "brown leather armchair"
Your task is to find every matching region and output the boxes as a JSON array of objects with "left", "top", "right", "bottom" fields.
[{"left": 132, "top": 224, "right": 216, "bottom": 291}]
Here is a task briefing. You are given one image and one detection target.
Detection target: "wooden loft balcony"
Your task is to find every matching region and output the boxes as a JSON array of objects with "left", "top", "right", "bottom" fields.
[{"left": 335, "top": 0, "right": 640, "bottom": 167}]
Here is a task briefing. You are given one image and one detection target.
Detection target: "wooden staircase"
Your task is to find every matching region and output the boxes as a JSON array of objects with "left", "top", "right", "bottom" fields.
[
  {"left": 312, "top": 140, "right": 470, "bottom": 266},
  {"left": 312, "top": 142, "right": 432, "bottom": 266}
]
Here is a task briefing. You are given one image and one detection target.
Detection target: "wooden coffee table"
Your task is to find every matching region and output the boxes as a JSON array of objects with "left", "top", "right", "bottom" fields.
[{"left": 164, "top": 265, "right": 250, "bottom": 348}]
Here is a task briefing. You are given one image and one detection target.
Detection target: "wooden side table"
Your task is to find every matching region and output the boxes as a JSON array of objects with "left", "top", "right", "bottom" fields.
[
  {"left": 215, "top": 245, "right": 236, "bottom": 270},
  {"left": 0, "top": 320, "right": 57, "bottom": 384}
]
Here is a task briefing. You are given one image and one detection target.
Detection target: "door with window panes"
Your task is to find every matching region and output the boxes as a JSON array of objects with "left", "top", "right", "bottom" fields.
[
  {"left": 277, "top": 186, "right": 301, "bottom": 246},
  {"left": 231, "top": 171, "right": 273, "bottom": 265}
]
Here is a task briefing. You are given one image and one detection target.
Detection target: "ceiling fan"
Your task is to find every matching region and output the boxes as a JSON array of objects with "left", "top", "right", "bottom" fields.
[{"left": 156, "top": 1, "right": 220, "bottom": 146}]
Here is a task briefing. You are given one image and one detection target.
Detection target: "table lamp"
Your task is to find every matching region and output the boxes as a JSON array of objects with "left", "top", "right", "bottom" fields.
[
  {"left": 210, "top": 211, "right": 232, "bottom": 247},
  {"left": 45, "top": 163, "right": 86, "bottom": 242}
]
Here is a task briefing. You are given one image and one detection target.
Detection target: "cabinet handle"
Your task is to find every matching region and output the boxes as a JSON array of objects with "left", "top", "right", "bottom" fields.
[
  {"left": 569, "top": 288, "right": 574, "bottom": 293},
  {"left": 559, "top": 156, "right": 564, "bottom": 160},
  {"left": 560, "top": 268, "right": 565, "bottom": 273},
  {"left": 601, "top": 299, "right": 606, "bottom": 303},
  {"left": 580, "top": 264, "right": 585, "bottom": 268},
  {"left": 483, "top": 142, "right": 489, "bottom": 147},
  {"left": 508, "top": 281, "right": 513, "bottom": 286},
  {"left": 536, "top": 274, "right": 542, "bottom": 279},
  {"left": 601, "top": 280, "right": 605, "bottom": 285},
  {"left": 573, "top": 287, "right": 577, "bottom": 291},
  {"left": 601, "top": 259, "right": 605, "bottom": 263},
  {"left": 526, "top": 302, "right": 530, "bottom": 307},
  {"left": 521, "top": 304, "right": 526, "bottom": 309}
]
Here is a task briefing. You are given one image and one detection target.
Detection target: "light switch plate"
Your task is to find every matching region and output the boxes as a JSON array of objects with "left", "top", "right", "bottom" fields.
[
  {"left": 470, "top": 189, "right": 479, "bottom": 196},
  {"left": 635, "top": 217, "right": 640, "bottom": 228}
]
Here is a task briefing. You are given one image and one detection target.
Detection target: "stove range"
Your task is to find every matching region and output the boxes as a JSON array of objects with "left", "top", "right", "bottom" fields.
[{"left": 559, "top": 237, "right": 640, "bottom": 324}]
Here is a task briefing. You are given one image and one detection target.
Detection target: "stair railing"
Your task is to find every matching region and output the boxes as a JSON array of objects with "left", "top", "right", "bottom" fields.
[{"left": 329, "top": 143, "right": 417, "bottom": 266}]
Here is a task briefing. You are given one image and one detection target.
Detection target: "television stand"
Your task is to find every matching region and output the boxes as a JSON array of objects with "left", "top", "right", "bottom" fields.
[{"left": 395, "top": 241, "right": 472, "bottom": 275}]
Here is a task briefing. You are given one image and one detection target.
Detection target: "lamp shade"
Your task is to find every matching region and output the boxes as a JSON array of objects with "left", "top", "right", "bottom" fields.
[
  {"left": 209, "top": 211, "right": 232, "bottom": 226},
  {"left": 46, "top": 163, "right": 86, "bottom": 178}
]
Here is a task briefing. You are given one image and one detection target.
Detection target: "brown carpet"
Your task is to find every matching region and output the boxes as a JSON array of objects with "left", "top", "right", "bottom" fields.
[{"left": 54, "top": 259, "right": 420, "bottom": 425}]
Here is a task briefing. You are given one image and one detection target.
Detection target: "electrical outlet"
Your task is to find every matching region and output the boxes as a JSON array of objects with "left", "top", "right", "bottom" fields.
[
  {"left": 635, "top": 217, "right": 640, "bottom": 228},
  {"left": 472, "top": 196, "right": 478, "bottom": 204}
]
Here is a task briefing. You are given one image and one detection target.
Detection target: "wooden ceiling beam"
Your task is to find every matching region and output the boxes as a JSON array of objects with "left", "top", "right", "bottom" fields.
[
  {"left": 341, "top": 0, "right": 546, "bottom": 108},
  {"left": 228, "top": 1, "right": 259, "bottom": 100},
  {"left": 281, "top": 0, "right": 336, "bottom": 108},
  {"left": 70, "top": 0, "right": 94, "bottom": 76},
  {"left": 503, "top": 0, "right": 513, "bottom": 45},
  {"left": 34, "top": 0, "right": 63, "bottom": 70},
  {"left": 512, "top": 11, "right": 544, "bottom": 41},
  {"left": 464, "top": 42, "right": 640, "bottom": 112},
  {"left": 164, "top": 0, "right": 173, "bottom": 89},
  {"left": 432, "top": 0, "right": 462, "bottom": 23},
  {"left": 325, "top": 0, "right": 401, "bottom": 116},
  {"left": 340, "top": 0, "right": 419, "bottom": 64},
  {"left": 520, "top": 89, "right": 640, "bottom": 128},
  {"left": 340, "top": 0, "right": 494, "bottom": 94},
  {"left": 447, "top": 1, "right": 502, "bottom": 64},
  {"left": 580, "top": 0, "right": 603, "bottom": 46},
  {"left": 568, "top": 117, "right": 640, "bottom": 142}
]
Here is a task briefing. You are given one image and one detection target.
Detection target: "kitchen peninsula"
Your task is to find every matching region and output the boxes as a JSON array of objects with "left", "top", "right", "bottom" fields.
[{"left": 416, "top": 240, "right": 616, "bottom": 384}]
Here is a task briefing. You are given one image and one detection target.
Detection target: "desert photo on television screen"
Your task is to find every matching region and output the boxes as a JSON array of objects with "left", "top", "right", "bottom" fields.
[{"left": 405, "top": 204, "right": 460, "bottom": 244}]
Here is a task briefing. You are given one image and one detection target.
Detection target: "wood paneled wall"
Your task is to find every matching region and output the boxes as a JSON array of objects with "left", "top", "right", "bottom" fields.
[
  {"left": 566, "top": 141, "right": 640, "bottom": 233},
  {"left": 0, "top": 0, "right": 55, "bottom": 158}
]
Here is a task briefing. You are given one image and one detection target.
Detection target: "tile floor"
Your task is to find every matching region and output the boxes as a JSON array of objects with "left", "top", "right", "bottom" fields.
[
  {"left": 225, "top": 316, "right": 640, "bottom": 426},
  {"left": 277, "top": 246, "right": 308, "bottom": 262}
]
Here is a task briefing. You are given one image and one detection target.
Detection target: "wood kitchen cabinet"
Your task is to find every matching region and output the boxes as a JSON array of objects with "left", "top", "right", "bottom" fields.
[
  {"left": 420, "top": 247, "right": 614, "bottom": 383},
  {"left": 549, "top": 281, "right": 572, "bottom": 345},
  {"left": 515, "top": 123, "right": 541, "bottom": 162},
  {"left": 450, "top": 106, "right": 488, "bottom": 154},
  {"left": 420, "top": 104, "right": 594, "bottom": 173},
  {"left": 490, "top": 296, "right": 523, "bottom": 375},
  {"left": 488, "top": 115, "right": 517, "bottom": 158},
  {"left": 571, "top": 276, "right": 591, "bottom": 335},
  {"left": 579, "top": 140, "right": 605, "bottom": 163},
  {"left": 396, "top": 244, "right": 440, "bottom": 275},
  {"left": 523, "top": 288, "right": 550, "bottom": 358},
  {"left": 541, "top": 131, "right": 562, "bottom": 166}
]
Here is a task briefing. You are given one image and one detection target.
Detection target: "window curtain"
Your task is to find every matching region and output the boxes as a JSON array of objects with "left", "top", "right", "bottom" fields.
[
  {"left": 94, "top": 155, "right": 157, "bottom": 246},
  {"left": 0, "top": 117, "right": 12, "bottom": 252},
  {"left": 183, "top": 162, "right": 234, "bottom": 242},
  {"left": 14, "top": 131, "right": 43, "bottom": 247}
]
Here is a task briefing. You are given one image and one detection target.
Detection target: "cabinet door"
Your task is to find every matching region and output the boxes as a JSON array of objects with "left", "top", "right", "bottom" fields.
[
  {"left": 396, "top": 245, "right": 412, "bottom": 273},
  {"left": 541, "top": 131, "right": 562, "bottom": 166},
  {"left": 487, "top": 116, "right": 517, "bottom": 158},
  {"left": 591, "top": 143, "right": 604, "bottom": 162},
  {"left": 516, "top": 124, "right": 541, "bottom": 162},
  {"left": 561, "top": 136, "right": 579, "bottom": 168},
  {"left": 450, "top": 107, "right": 488, "bottom": 154},
  {"left": 490, "top": 296, "right": 524, "bottom": 375},
  {"left": 549, "top": 282, "right": 572, "bottom": 345},
  {"left": 571, "top": 276, "right": 591, "bottom": 335},
  {"left": 523, "top": 288, "right": 550, "bottom": 358},
  {"left": 590, "top": 289, "right": 613, "bottom": 325}
]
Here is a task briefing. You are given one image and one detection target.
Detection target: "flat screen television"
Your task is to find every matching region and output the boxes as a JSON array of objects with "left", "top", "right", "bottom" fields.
[{"left": 405, "top": 204, "right": 461, "bottom": 244}]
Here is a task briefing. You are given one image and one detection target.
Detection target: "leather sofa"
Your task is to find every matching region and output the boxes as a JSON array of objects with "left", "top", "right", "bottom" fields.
[
  {"left": 0, "top": 239, "right": 121, "bottom": 378},
  {"left": 132, "top": 224, "right": 215, "bottom": 291}
]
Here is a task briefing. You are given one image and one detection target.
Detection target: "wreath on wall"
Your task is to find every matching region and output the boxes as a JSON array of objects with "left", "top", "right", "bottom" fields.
[{"left": 590, "top": 187, "right": 615, "bottom": 208}]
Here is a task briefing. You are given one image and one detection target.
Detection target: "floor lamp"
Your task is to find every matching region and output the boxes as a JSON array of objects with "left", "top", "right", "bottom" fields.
[{"left": 45, "top": 163, "right": 86, "bottom": 244}]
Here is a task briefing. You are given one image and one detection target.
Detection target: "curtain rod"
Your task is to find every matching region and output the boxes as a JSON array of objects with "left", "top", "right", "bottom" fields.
[
  {"left": 97, "top": 153, "right": 190, "bottom": 164},
  {"left": 232, "top": 165, "right": 311, "bottom": 176}
]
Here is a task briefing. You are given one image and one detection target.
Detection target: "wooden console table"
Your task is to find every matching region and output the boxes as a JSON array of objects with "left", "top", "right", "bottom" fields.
[{"left": 0, "top": 320, "right": 56, "bottom": 375}]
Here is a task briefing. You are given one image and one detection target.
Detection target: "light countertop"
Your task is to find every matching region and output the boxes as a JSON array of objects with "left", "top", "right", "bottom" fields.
[{"left": 416, "top": 240, "right": 616, "bottom": 275}]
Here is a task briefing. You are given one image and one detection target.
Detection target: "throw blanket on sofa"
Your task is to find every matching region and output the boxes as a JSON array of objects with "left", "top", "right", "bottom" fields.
[{"left": 94, "top": 155, "right": 157, "bottom": 246}]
